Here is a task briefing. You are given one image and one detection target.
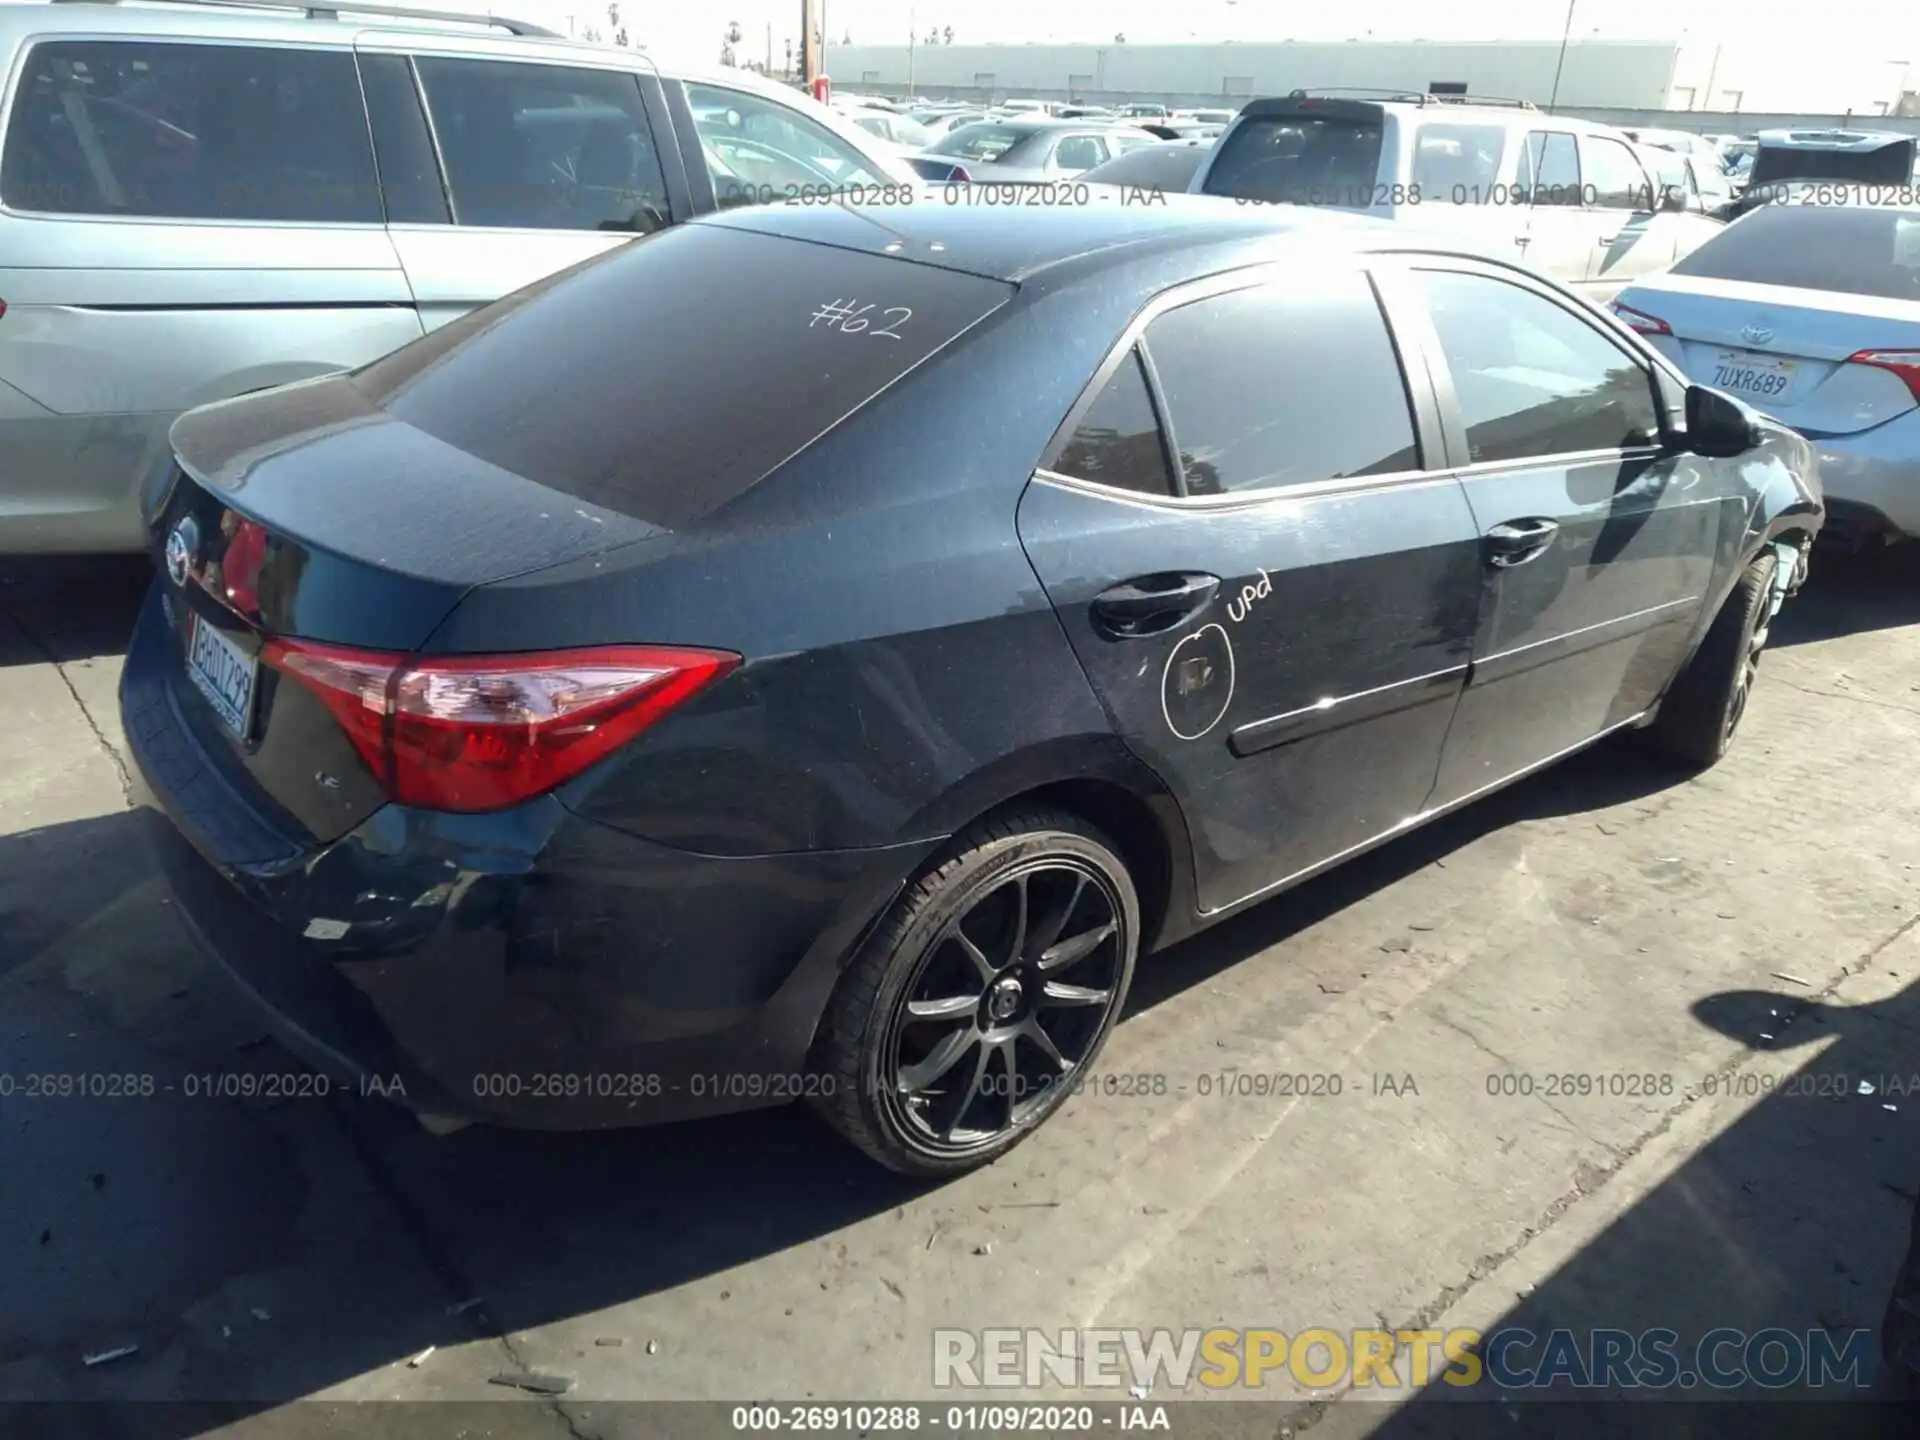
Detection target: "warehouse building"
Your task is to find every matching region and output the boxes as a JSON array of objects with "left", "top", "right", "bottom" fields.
[{"left": 821, "top": 39, "right": 1916, "bottom": 117}]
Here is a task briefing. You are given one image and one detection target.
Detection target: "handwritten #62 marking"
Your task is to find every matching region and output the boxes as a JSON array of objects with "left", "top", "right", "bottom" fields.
[{"left": 809, "top": 298, "right": 911, "bottom": 338}]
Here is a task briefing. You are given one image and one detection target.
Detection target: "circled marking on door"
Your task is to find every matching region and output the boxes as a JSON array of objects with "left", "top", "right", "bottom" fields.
[{"left": 1161, "top": 623, "right": 1236, "bottom": 741}]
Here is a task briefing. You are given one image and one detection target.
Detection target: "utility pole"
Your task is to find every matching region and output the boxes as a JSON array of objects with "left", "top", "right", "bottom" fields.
[
  {"left": 800, "top": 0, "right": 820, "bottom": 83},
  {"left": 766, "top": 20, "right": 773, "bottom": 74},
  {"left": 907, "top": 1, "right": 916, "bottom": 96},
  {"left": 1546, "top": 0, "right": 1576, "bottom": 114}
]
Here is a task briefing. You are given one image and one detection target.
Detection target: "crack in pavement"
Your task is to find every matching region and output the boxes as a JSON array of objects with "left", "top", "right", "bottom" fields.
[
  {"left": 1771, "top": 674, "right": 1920, "bottom": 720},
  {"left": 1, "top": 603, "right": 135, "bottom": 810},
  {"left": 1427, "top": 1006, "right": 1621, "bottom": 1156},
  {"left": 1284, "top": 908, "right": 1920, "bottom": 1432}
]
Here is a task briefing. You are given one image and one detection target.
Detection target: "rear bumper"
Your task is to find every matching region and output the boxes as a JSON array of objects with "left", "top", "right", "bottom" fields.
[
  {"left": 121, "top": 583, "right": 939, "bottom": 1129},
  {"left": 1809, "top": 424, "right": 1920, "bottom": 540}
]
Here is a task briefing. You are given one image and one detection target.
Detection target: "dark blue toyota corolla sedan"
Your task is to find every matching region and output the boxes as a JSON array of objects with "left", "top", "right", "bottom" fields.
[{"left": 123, "top": 196, "right": 1822, "bottom": 1175}]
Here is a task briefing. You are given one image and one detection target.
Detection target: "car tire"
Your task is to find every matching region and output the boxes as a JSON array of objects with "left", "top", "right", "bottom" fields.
[
  {"left": 809, "top": 808, "right": 1140, "bottom": 1177},
  {"left": 1643, "top": 549, "right": 1779, "bottom": 769}
]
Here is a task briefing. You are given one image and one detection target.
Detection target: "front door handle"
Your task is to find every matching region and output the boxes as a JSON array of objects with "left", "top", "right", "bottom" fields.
[
  {"left": 1598, "top": 232, "right": 1622, "bottom": 245},
  {"left": 1484, "top": 518, "right": 1560, "bottom": 567},
  {"left": 1090, "top": 572, "right": 1220, "bottom": 638}
]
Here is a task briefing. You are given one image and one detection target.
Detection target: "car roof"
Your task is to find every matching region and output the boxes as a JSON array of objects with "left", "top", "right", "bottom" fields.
[
  {"left": 967, "top": 116, "right": 1113, "bottom": 134},
  {"left": 1233, "top": 93, "right": 1623, "bottom": 135},
  {"left": 692, "top": 191, "right": 1447, "bottom": 289},
  {"left": 0, "top": 1, "right": 571, "bottom": 48},
  {"left": 0, "top": 0, "right": 829, "bottom": 106},
  {"left": 1755, "top": 128, "right": 1914, "bottom": 149}
]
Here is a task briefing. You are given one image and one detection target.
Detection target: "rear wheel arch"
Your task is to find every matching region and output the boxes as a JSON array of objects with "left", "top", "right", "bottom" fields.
[{"left": 891, "top": 737, "right": 1196, "bottom": 957}]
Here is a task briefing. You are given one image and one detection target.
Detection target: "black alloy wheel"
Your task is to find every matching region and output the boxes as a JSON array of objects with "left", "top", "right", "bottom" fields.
[
  {"left": 810, "top": 809, "right": 1140, "bottom": 1175},
  {"left": 882, "top": 858, "right": 1126, "bottom": 1150}
]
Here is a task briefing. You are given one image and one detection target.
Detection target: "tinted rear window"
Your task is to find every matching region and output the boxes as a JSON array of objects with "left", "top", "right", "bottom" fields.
[
  {"left": 1749, "top": 138, "right": 1914, "bottom": 186},
  {"left": 348, "top": 224, "right": 1011, "bottom": 528},
  {"left": 1200, "top": 114, "right": 1384, "bottom": 207},
  {"left": 1081, "top": 144, "right": 1207, "bottom": 191},
  {"left": 929, "top": 124, "right": 1028, "bottom": 161},
  {"left": 1670, "top": 204, "right": 1920, "bottom": 301}
]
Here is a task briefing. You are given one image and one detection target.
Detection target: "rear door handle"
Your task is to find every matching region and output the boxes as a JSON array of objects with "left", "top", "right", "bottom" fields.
[
  {"left": 1090, "top": 572, "right": 1220, "bottom": 638},
  {"left": 1484, "top": 518, "right": 1560, "bottom": 567},
  {"left": 1598, "top": 232, "right": 1622, "bottom": 245}
]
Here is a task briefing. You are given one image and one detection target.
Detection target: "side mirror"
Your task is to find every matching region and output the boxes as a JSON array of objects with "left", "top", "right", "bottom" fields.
[
  {"left": 1660, "top": 184, "right": 1689, "bottom": 213},
  {"left": 1684, "top": 384, "right": 1764, "bottom": 457}
]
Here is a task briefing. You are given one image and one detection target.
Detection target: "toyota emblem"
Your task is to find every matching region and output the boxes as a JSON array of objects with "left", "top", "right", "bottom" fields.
[
  {"left": 1741, "top": 322, "right": 1775, "bottom": 346},
  {"left": 165, "top": 514, "right": 200, "bottom": 588}
]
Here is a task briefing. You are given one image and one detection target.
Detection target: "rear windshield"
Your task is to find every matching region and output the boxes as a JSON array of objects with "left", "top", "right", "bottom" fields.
[
  {"left": 927, "top": 124, "right": 1027, "bottom": 162},
  {"left": 1082, "top": 144, "right": 1208, "bottom": 191},
  {"left": 1749, "top": 137, "right": 1915, "bottom": 186},
  {"left": 1199, "top": 114, "right": 1385, "bottom": 207},
  {"left": 348, "top": 224, "right": 1011, "bottom": 528},
  {"left": 1669, "top": 204, "right": 1920, "bottom": 301}
]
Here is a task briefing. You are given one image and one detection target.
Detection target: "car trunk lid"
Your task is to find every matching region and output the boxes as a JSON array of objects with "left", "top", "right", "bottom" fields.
[
  {"left": 1623, "top": 274, "right": 1920, "bottom": 435},
  {"left": 153, "top": 377, "right": 667, "bottom": 844}
]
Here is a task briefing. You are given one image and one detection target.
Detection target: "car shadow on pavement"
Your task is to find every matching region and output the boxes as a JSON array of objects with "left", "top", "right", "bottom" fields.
[
  {"left": 0, "top": 556, "right": 151, "bottom": 668},
  {"left": 1771, "top": 542, "right": 1919, "bottom": 650},
  {"left": 1344, "top": 973, "right": 1920, "bottom": 1440}
]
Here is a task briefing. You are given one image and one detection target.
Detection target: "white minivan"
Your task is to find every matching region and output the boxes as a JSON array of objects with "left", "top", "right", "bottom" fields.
[{"left": 0, "top": 0, "right": 913, "bottom": 553}]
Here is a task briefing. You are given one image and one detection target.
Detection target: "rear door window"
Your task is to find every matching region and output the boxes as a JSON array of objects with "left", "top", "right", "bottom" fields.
[
  {"left": 347, "top": 224, "right": 1011, "bottom": 528},
  {"left": 1584, "top": 135, "right": 1654, "bottom": 210},
  {"left": 1049, "top": 350, "right": 1175, "bottom": 496},
  {"left": 1669, "top": 204, "right": 1920, "bottom": 301},
  {"left": 1140, "top": 271, "right": 1421, "bottom": 495},
  {"left": 1527, "top": 131, "right": 1582, "bottom": 206},
  {"left": 414, "top": 58, "right": 670, "bottom": 232},
  {"left": 0, "top": 40, "right": 379, "bottom": 221},
  {"left": 1200, "top": 113, "right": 1386, "bottom": 207},
  {"left": 1411, "top": 122, "right": 1509, "bottom": 202}
]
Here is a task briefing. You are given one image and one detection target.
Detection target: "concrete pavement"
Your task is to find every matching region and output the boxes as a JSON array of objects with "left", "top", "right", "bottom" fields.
[{"left": 1, "top": 549, "right": 1916, "bottom": 1437}]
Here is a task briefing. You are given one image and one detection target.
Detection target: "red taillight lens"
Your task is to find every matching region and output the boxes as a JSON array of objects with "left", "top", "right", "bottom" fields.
[
  {"left": 262, "top": 640, "right": 739, "bottom": 813},
  {"left": 1609, "top": 301, "right": 1672, "bottom": 337},
  {"left": 949, "top": 164, "right": 971, "bottom": 182},
  {"left": 1846, "top": 348, "right": 1920, "bottom": 401}
]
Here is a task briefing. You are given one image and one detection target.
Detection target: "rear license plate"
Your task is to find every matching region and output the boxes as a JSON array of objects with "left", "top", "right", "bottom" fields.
[
  {"left": 1711, "top": 349, "right": 1796, "bottom": 402},
  {"left": 186, "top": 611, "right": 257, "bottom": 739}
]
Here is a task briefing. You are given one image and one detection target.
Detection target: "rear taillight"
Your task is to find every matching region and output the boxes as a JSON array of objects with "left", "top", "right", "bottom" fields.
[
  {"left": 262, "top": 640, "right": 739, "bottom": 813},
  {"left": 1845, "top": 348, "right": 1920, "bottom": 401},
  {"left": 1609, "top": 301, "right": 1671, "bottom": 337}
]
